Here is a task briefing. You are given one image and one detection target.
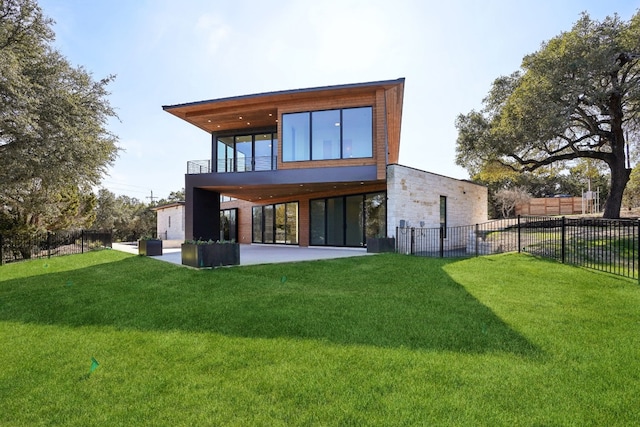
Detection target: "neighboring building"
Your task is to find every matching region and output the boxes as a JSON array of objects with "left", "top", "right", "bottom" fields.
[
  {"left": 152, "top": 201, "right": 185, "bottom": 241},
  {"left": 163, "top": 78, "right": 487, "bottom": 248}
]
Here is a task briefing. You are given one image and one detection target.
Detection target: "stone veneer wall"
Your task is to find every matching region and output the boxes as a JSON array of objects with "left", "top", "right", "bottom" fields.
[
  {"left": 156, "top": 205, "right": 185, "bottom": 241},
  {"left": 386, "top": 164, "right": 487, "bottom": 238}
]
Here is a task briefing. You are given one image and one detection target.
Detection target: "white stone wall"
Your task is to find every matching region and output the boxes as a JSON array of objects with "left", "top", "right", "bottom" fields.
[
  {"left": 386, "top": 164, "right": 487, "bottom": 238},
  {"left": 156, "top": 205, "right": 185, "bottom": 241}
]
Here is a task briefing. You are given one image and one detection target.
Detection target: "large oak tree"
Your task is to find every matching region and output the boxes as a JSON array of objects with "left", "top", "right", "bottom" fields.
[
  {"left": 0, "top": 0, "right": 118, "bottom": 232},
  {"left": 455, "top": 12, "right": 640, "bottom": 218}
]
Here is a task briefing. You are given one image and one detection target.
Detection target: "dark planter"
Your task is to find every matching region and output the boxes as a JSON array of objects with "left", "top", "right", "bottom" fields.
[
  {"left": 181, "top": 243, "right": 240, "bottom": 268},
  {"left": 138, "top": 239, "right": 163, "bottom": 256},
  {"left": 366, "top": 237, "right": 396, "bottom": 253}
]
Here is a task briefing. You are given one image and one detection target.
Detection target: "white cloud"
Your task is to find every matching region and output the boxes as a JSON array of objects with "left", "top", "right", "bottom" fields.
[{"left": 195, "top": 14, "right": 231, "bottom": 55}]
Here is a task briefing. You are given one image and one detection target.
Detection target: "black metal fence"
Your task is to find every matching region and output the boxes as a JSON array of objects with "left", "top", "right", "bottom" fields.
[
  {"left": 0, "top": 230, "right": 112, "bottom": 265},
  {"left": 396, "top": 216, "right": 639, "bottom": 281}
]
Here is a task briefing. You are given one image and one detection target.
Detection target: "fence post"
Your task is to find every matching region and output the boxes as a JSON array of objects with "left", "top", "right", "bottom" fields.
[
  {"left": 395, "top": 226, "right": 398, "bottom": 253},
  {"left": 47, "top": 231, "right": 52, "bottom": 259},
  {"left": 0, "top": 234, "right": 3, "bottom": 266},
  {"left": 561, "top": 216, "right": 566, "bottom": 264},
  {"left": 81, "top": 230, "right": 85, "bottom": 254},
  {"left": 475, "top": 224, "right": 479, "bottom": 257},
  {"left": 439, "top": 227, "right": 444, "bottom": 258},
  {"left": 517, "top": 215, "right": 521, "bottom": 253},
  {"left": 410, "top": 228, "right": 415, "bottom": 255},
  {"left": 637, "top": 220, "right": 640, "bottom": 284}
]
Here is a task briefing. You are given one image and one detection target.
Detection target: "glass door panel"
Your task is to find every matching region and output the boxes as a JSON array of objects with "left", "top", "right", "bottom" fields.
[
  {"left": 252, "top": 207, "right": 262, "bottom": 243},
  {"left": 263, "top": 205, "right": 274, "bottom": 243},
  {"left": 285, "top": 202, "right": 298, "bottom": 244},
  {"left": 275, "top": 204, "right": 286, "bottom": 243},
  {"left": 235, "top": 135, "right": 252, "bottom": 172},
  {"left": 217, "top": 137, "right": 234, "bottom": 172},
  {"left": 254, "top": 134, "right": 273, "bottom": 171},
  {"left": 365, "top": 192, "right": 386, "bottom": 239},
  {"left": 345, "top": 195, "right": 364, "bottom": 246},
  {"left": 310, "top": 200, "right": 325, "bottom": 245},
  {"left": 326, "top": 198, "right": 344, "bottom": 246}
]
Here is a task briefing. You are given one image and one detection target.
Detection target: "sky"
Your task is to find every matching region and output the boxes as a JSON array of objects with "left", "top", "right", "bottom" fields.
[{"left": 37, "top": 0, "right": 640, "bottom": 201}]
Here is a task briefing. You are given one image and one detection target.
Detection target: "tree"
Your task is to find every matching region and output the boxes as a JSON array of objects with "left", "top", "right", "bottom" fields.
[
  {"left": 456, "top": 12, "right": 640, "bottom": 218},
  {"left": 156, "top": 188, "right": 185, "bottom": 206},
  {"left": 0, "top": 0, "right": 118, "bottom": 233},
  {"left": 623, "top": 166, "right": 640, "bottom": 210},
  {"left": 92, "top": 189, "right": 156, "bottom": 241},
  {"left": 494, "top": 187, "right": 530, "bottom": 218}
]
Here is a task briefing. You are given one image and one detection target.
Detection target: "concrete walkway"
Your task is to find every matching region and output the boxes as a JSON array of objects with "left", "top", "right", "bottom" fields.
[{"left": 112, "top": 242, "right": 371, "bottom": 266}]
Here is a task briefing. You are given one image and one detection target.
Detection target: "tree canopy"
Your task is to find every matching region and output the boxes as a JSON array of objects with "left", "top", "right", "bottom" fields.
[
  {"left": 455, "top": 12, "right": 640, "bottom": 218},
  {"left": 0, "top": 0, "right": 119, "bottom": 233}
]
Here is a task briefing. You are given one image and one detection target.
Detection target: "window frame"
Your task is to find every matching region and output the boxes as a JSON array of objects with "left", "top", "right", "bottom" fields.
[
  {"left": 281, "top": 106, "right": 373, "bottom": 162},
  {"left": 215, "top": 130, "right": 277, "bottom": 173},
  {"left": 309, "top": 191, "right": 387, "bottom": 248},
  {"left": 440, "top": 195, "right": 447, "bottom": 239}
]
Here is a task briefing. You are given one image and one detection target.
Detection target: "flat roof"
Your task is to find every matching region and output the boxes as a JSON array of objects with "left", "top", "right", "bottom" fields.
[
  {"left": 163, "top": 78, "right": 405, "bottom": 111},
  {"left": 162, "top": 78, "right": 405, "bottom": 134}
]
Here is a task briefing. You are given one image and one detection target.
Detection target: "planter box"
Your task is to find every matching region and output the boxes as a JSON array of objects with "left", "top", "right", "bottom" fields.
[
  {"left": 138, "top": 239, "right": 163, "bottom": 256},
  {"left": 366, "top": 237, "right": 396, "bottom": 253},
  {"left": 181, "top": 243, "right": 240, "bottom": 268}
]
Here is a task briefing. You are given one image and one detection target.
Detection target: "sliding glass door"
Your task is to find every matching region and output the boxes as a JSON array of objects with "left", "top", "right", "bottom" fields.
[
  {"left": 310, "top": 192, "right": 386, "bottom": 247},
  {"left": 252, "top": 202, "right": 299, "bottom": 244}
]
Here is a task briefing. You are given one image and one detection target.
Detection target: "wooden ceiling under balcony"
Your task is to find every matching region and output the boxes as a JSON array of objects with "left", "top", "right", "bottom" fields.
[{"left": 208, "top": 180, "right": 387, "bottom": 203}]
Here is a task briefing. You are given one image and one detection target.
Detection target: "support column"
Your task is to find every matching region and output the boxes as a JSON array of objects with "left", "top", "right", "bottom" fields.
[{"left": 185, "top": 185, "right": 220, "bottom": 241}]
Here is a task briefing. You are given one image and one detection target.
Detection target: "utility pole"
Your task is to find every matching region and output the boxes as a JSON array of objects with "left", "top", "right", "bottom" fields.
[{"left": 146, "top": 190, "right": 157, "bottom": 204}]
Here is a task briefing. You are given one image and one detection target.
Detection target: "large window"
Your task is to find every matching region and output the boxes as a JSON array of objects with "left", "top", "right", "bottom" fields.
[
  {"left": 281, "top": 112, "right": 309, "bottom": 162},
  {"left": 282, "top": 107, "right": 372, "bottom": 162},
  {"left": 252, "top": 202, "right": 299, "bottom": 244},
  {"left": 216, "top": 132, "right": 277, "bottom": 172},
  {"left": 311, "top": 109, "right": 341, "bottom": 160},
  {"left": 343, "top": 107, "right": 373, "bottom": 158},
  {"left": 310, "top": 191, "right": 386, "bottom": 247}
]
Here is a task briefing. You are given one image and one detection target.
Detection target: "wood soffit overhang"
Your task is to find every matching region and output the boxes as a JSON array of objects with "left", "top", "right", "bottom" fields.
[
  {"left": 210, "top": 180, "right": 388, "bottom": 203},
  {"left": 162, "top": 78, "right": 405, "bottom": 135}
]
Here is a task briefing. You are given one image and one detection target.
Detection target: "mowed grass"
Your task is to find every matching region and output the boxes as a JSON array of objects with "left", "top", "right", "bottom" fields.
[{"left": 1, "top": 250, "right": 639, "bottom": 426}]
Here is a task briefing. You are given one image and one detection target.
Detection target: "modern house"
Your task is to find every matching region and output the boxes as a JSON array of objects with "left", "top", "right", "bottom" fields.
[{"left": 163, "top": 78, "right": 487, "bottom": 248}]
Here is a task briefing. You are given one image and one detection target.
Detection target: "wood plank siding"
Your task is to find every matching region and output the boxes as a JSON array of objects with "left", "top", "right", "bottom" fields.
[{"left": 163, "top": 78, "right": 405, "bottom": 182}]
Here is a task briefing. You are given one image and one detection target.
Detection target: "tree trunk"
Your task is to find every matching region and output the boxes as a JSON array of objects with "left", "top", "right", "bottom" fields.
[
  {"left": 603, "top": 90, "right": 630, "bottom": 219},
  {"left": 604, "top": 164, "right": 631, "bottom": 218}
]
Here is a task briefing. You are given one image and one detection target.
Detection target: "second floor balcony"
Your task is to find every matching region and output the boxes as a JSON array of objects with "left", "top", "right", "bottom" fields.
[{"left": 187, "top": 156, "right": 278, "bottom": 174}]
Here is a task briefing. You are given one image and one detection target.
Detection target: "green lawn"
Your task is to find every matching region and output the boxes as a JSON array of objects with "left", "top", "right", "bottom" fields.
[{"left": 1, "top": 250, "right": 639, "bottom": 426}]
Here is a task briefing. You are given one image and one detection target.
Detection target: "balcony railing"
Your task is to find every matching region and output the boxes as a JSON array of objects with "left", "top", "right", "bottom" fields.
[
  {"left": 187, "top": 160, "right": 211, "bottom": 174},
  {"left": 187, "top": 156, "right": 277, "bottom": 174}
]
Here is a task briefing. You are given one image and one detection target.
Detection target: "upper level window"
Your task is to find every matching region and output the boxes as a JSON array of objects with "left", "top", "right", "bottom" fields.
[
  {"left": 282, "top": 112, "right": 310, "bottom": 162},
  {"left": 312, "top": 110, "right": 341, "bottom": 160},
  {"left": 282, "top": 106, "right": 372, "bottom": 162},
  {"left": 343, "top": 107, "right": 373, "bottom": 158},
  {"left": 216, "top": 132, "right": 277, "bottom": 172}
]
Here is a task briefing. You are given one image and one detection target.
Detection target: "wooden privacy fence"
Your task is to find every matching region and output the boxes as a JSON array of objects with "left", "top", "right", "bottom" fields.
[
  {"left": 396, "top": 216, "right": 639, "bottom": 281},
  {"left": 516, "top": 197, "right": 583, "bottom": 216}
]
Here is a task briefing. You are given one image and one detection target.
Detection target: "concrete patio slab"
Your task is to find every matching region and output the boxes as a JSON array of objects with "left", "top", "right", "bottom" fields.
[{"left": 112, "top": 242, "right": 371, "bottom": 266}]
